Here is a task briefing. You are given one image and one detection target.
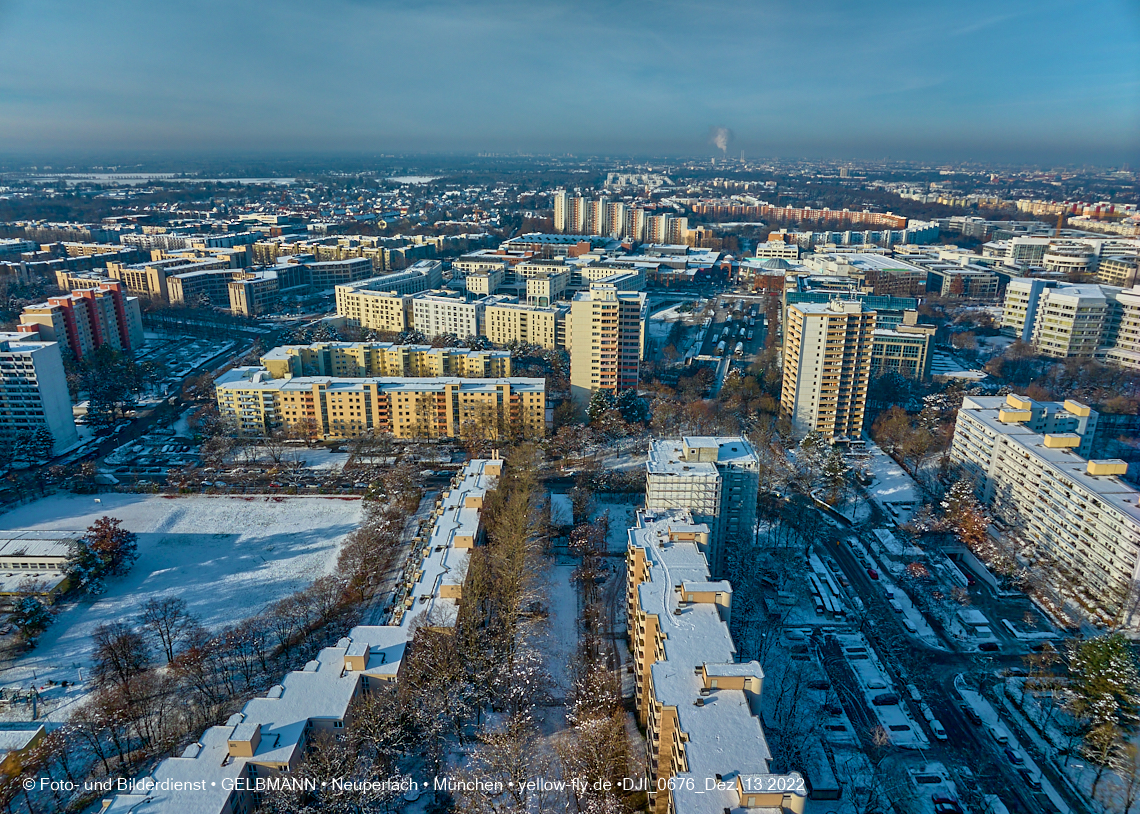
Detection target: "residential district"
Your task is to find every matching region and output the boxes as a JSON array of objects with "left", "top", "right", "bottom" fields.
[{"left": 0, "top": 157, "right": 1135, "bottom": 814}]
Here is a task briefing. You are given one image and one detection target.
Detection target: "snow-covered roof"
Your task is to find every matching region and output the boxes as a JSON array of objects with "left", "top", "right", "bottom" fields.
[
  {"left": 627, "top": 510, "right": 772, "bottom": 812},
  {"left": 104, "top": 458, "right": 504, "bottom": 814}
]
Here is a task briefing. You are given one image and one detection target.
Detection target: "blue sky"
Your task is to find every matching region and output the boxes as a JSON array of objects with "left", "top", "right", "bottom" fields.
[{"left": 0, "top": 0, "right": 1136, "bottom": 163}]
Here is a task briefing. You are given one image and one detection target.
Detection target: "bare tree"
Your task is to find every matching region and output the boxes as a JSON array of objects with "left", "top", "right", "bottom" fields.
[
  {"left": 139, "top": 596, "right": 199, "bottom": 663},
  {"left": 91, "top": 622, "right": 150, "bottom": 702}
]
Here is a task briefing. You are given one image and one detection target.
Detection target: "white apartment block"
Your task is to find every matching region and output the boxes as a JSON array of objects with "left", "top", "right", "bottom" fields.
[
  {"left": 645, "top": 437, "right": 760, "bottom": 577},
  {"left": 0, "top": 334, "right": 78, "bottom": 455},
  {"left": 1101, "top": 284, "right": 1140, "bottom": 369},
  {"left": 569, "top": 283, "right": 646, "bottom": 408},
  {"left": 409, "top": 293, "right": 484, "bottom": 340},
  {"left": 780, "top": 299, "right": 876, "bottom": 441},
  {"left": 951, "top": 395, "right": 1140, "bottom": 627},
  {"left": 1001, "top": 279, "right": 1140, "bottom": 366},
  {"left": 1030, "top": 284, "right": 1112, "bottom": 358}
]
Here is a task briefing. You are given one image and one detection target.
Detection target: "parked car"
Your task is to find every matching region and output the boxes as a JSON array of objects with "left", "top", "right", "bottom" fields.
[
  {"left": 867, "top": 568, "right": 879, "bottom": 580},
  {"left": 931, "top": 720, "right": 947, "bottom": 740},
  {"left": 1018, "top": 767, "right": 1042, "bottom": 790},
  {"left": 806, "top": 679, "right": 830, "bottom": 690},
  {"left": 872, "top": 693, "right": 899, "bottom": 706},
  {"left": 961, "top": 705, "right": 983, "bottom": 725},
  {"left": 988, "top": 724, "right": 1011, "bottom": 744},
  {"left": 979, "top": 641, "right": 1001, "bottom": 652},
  {"left": 1004, "top": 746, "right": 1025, "bottom": 766},
  {"left": 903, "top": 619, "right": 918, "bottom": 633},
  {"left": 889, "top": 599, "right": 903, "bottom": 613}
]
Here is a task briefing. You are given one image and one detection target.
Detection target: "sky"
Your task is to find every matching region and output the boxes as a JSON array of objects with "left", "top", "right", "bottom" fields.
[{"left": 0, "top": 0, "right": 1137, "bottom": 165}]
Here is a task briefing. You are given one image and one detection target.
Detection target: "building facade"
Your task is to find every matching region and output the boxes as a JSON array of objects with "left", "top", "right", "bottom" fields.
[
  {"left": 216, "top": 367, "right": 545, "bottom": 441},
  {"left": 626, "top": 509, "right": 803, "bottom": 814},
  {"left": 260, "top": 342, "right": 511, "bottom": 379},
  {"left": 0, "top": 334, "right": 78, "bottom": 455},
  {"left": 644, "top": 437, "right": 760, "bottom": 577},
  {"left": 18, "top": 280, "right": 143, "bottom": 359},
  {"left": 780, "top": 299, "right": 876, "bottom": 440},
  {"left": 950, "top": 395, "right": 1140, "bottom": 627},
  {"left": 869, "top": 312, "right": 935, "bottom": 380},
  {"left": 569, "top": 283, "right": 646, "bottom": 408}
]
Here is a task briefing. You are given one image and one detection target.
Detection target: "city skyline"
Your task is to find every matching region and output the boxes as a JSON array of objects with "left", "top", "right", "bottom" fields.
[{"left": 0, "top": 0, "right": 1136, "bottom": 164}]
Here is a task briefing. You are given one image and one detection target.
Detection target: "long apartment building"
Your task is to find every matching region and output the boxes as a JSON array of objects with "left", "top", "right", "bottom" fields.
[
  {"left": 215, "top": 367, "right": 545, "bottom": 440},
  {"left": 103, "top": 458, "right": 502, "bottom": 814},
  {"left": 333, "top": 261, "right": 446, "bottom": 330},
  {"left": 260, "top": 342, "right": 511, "bottom": 379},
  {"left": 950, "top": 395, "right": 1140, "bottom": 627},
  {"left": 569, "top": 282, "right": 647, "bottom": 408},
  {"left": 0, "top": 334, "right": 78, "bottom": 455},
  {"left": 780, "top": 299, "right": 876, "bottom": 440},
  {"left": 626, "top": 510, "right": 804, "bottom": 814},
  {"left": 645, "top": 437, "right": 760, "bottom": 578},
  {"left": 553, "top": 192, "right": 691, "bottom": 243},
  {"left": 18, "top": 280, "right": 143, "bottom": 359}
]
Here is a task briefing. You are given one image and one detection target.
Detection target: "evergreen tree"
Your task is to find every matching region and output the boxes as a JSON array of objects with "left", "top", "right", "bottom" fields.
[
  {"left": 9, "top": 594, "right": 52, "bottom": 645},
  {"left": 585, "top": 389, "right": 615, "bottom": 423}
]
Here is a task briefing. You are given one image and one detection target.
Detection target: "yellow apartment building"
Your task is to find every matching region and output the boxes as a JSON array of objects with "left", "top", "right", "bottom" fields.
[
  {"left": 626, "top": 510, "right": 804, "bottom": 814},
  {"left": 260, "top": 342, "right": 511, "bottom": 379},
  {"left": 215, "top": 367, "right": 545, "bottom": 440}
]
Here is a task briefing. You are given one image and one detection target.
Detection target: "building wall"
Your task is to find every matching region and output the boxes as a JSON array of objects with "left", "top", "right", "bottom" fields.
[
  {"left": 0, "top": 336, "right": 78, "bottom": 455},
  {"left": 951, "top": 395, "right": 1140, "bottom": 627},
  {"left": 216, "top": 370, "right": 545, "bottom": 441},
  {"left": 483, "top": 303, "right": 559, "bottom": 349},
  {"left": 569, "top": 285, "right": 645, "bottom": 409},
  {"left": 780, "top": 301, "right": 876, "bottom": 440}
]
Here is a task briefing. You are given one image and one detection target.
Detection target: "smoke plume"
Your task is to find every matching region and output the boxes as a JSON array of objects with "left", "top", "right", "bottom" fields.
[{"left": 709, "top": 126, "right": 734, "bottom": 154}]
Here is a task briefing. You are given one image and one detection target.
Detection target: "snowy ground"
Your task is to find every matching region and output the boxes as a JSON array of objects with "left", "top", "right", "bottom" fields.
[
  {"left": 0, "top": 493, "right": 361, "bottom": 720},
  {"left": 930, "top": 351, "right": 987, "bottom": 380},
  {"left": 231, "top": 445, "right": 349, "bottom": 471},
  {"left": 862, "top": 441, "right": 921, "bottom": 526},
  {"left": 1004, "top": 678, "right": 1138, "bottom": 813},
  {"left": 549, "top": 493, "right": 573, "bottom": 527},
  {"left": 589, "top": 498, "right": 640, "bottom": 554},
  {"left": 535, "top": 558, "right": 578, "bottom": 706}
]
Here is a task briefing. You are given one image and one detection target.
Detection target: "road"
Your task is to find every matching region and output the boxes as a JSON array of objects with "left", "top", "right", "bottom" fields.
[
  {"left": 813, "top": 500, "right": 1087, "bottom": 814},
  {"left": 365, "top": 489, "right": 440, "bottom": 626}
]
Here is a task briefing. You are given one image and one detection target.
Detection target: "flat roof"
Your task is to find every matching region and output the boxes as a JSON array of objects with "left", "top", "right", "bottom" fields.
[
  {"left": 628, "top": 511, "right": 771, "bottom": 811},
  {"left": 960, "top": 396, "right": 1140, "bottom": 524}
]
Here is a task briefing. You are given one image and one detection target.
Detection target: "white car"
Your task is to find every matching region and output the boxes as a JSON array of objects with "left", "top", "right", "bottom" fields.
[{"left": 931, "top": 720, "right": 947, "bottom": 740}]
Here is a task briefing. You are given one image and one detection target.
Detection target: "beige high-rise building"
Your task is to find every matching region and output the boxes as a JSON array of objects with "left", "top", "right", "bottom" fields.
[
  {"left": 780, "top": 299, "right": 876, "bottom": 440},
  {"left": 569, "top": 283, "right": 646, "bottom": 408},
  {"left": 625, "top": 509, "right": 802, "bottom": 814}
]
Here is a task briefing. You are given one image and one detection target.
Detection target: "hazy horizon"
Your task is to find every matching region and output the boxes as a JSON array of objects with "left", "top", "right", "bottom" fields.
[{"left": 1, "top": 0, "right": 1137, "bottom": 165}]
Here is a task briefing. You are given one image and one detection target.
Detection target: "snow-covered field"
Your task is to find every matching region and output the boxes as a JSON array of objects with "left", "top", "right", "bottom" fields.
[
  {"left": 0, "top": 493, "right": 361, "bottom": 715},
  {"left": 863, "top": 441, "right": 921, "bottom": 525},
  {"left": 590, "top": 499, "right": 640, "bottom": 553}
]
